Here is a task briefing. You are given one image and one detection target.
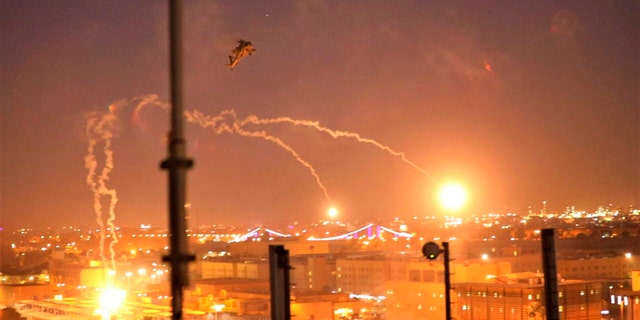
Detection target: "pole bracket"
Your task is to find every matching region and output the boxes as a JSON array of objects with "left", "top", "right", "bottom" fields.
[
  {"left": 160, "top": 157, "right": 194, "bottom": 170},
  {"left": 162, "top": 253, "right": 196, "bottom": 263}
]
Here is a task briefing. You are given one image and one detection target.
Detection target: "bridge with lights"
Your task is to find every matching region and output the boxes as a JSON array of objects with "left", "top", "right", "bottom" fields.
[{"left": 229, "top": 223, "right": 414, "bottom": 243}]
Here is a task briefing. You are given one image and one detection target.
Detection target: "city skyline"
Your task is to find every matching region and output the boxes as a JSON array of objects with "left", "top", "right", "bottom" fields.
[{"left": 1, "top": 1, "right": 638, "bottom": 229}]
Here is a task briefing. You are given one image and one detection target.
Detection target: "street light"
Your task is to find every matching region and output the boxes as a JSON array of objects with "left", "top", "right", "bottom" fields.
[
  {"left": 422, "top": 241, "right": 452, "bottom": 320},
  {"left": 424, "top": 181, "right": 466, "bottom": 320},
  {"left": 211, "top": 303, "right": 224, "bottom": 320}
]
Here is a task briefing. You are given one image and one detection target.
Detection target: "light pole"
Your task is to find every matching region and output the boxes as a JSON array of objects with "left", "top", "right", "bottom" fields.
[
  {"left": 422, "top": 241, "right": 452, "bottom": 320},
  {"left": 426, "top": 182, "right": 467, "bottom": 320}
]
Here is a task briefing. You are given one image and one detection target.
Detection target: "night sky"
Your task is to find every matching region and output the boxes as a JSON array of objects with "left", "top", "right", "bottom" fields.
[{"left": 1, "top": 1, "right": 638, "bottom": 229}]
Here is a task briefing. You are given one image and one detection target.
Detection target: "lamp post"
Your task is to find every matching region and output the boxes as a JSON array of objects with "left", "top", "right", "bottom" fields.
[
  {"left": 422, "top": 241, "right": 452, "bottom": 320},
  {"left": 425, "top": 182, "right": 466, "bottom": 320}
]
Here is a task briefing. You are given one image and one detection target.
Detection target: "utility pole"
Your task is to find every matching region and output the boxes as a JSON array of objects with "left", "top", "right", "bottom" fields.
[
  {"left": 162, "top": 1, "right": 194, "bottom": 319},
  {"left": 443, "top": 242, "right": 452, "bottom": 320},
  {"left": 541, "top": 228, "right": 560, "bottom": 320},
  {"left": 269, "top": 245, "right": 291, "bottom": 320}
]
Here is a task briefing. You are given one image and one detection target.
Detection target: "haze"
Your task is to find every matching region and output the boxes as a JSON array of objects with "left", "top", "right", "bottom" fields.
[{"left": 1, "top": 1, "right": 638, "bottom": 229}]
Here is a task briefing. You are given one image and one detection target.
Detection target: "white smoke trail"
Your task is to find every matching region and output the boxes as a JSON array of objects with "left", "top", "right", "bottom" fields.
[
  {"left": 239, "top": 115, "right": 436, "bottom": 182},
  {"left": 131, "top": 95, "right": 334, "bottom": 203},
  {"left": 184, "top": 109, "right": 333, "bottom": 203},
  {"left": 84, "top": 107, "right": 121, "bottom": 271},
  {"left": 127, "top": 94, "right": 433, "bottom": 212}
]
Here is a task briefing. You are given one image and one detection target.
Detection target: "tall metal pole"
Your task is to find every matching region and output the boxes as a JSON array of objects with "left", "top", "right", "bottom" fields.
[
  {"left": 162, "top": 1, "right": 194, "bottom": 319},
  {"left": 269, "top": 245, "right": 291, "bottom": 320},
  {"left": 443, "top": 242, "right": 452, "bottom": 320},
  {"left": 541, "top": 228, "right": 560, "bottom": 320}
]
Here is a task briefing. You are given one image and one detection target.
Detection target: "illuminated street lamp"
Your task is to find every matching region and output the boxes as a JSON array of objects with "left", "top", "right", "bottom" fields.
[
  {"left": 421, "top": 182, "right": 467, "bottom": 320},
  {"left": 211, "top": 303, "right": 225, "bottom": 320},
  {"left": 422, "top": 241, "right": 452, "bottom": 320},
  {"left": 156, "top": 270, "right": 165, "bottom": 284}
]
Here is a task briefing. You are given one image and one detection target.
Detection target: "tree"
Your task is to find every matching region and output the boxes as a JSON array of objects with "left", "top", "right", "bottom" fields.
[{"left": 0, "top": 307, "right": 26, "bottom": 320}]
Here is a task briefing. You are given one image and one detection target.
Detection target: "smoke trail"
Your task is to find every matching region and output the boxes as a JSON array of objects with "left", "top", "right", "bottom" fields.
[
  {"left": 129, "top": 94, "right": 433, "bottom": 207},
  {"left": 184, "top": 110, "right": 333, "bottom": 203},
  {"left": 131, "top": 95, "right": 334, "bottom": 204},
  {"left": 84, "top": 107, "right": 121, "bottom": 271},
  {"left": 240, "top": 116, "right": 436, "bottom": 182}
]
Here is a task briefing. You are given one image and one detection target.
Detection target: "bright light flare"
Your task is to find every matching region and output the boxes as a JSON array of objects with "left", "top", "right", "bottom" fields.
[
  {"left": 96, "top": 287, "right": 126, "bottom": 319},
  {"left": 439, "top": 183, "right": 467, "bottom": 211},
  {"left": 328, "top": 207, "right": 338, "bottom": 219}
]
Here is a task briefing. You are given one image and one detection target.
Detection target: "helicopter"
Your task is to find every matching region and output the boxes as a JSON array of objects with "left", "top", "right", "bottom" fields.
[{"left": 227, "top": 39, "right": 256, "bottom": 70}]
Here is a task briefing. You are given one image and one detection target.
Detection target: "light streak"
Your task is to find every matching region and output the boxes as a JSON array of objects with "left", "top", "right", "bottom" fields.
[
  {"left": 229, "top": 227, "right": 294, "bottom": 242},
  {"left": 308, "top": 223, "right": 374, "bottom": 241},
  {"left": 379, "top": 226, "right": 414, "bottom": 238},
  {"left": 264, "top": 228, "right": 292, "bottom": 238},
  {"left": 229, "top": 227, "right": 261, "bottom": 242},
  {"left": 226, "top": 224, "right": 410, "bottom": 243}
]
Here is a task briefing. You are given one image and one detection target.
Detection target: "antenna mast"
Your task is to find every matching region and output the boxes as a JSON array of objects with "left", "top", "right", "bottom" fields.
[{"left": 162, "top": 1, "right": 194, "bottom": 319}]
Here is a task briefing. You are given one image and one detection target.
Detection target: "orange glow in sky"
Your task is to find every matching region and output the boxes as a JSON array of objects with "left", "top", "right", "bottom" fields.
[
  {"left": 328, "top": 207, "right": 338, "bottom": 219},
  {"left": 439, "top": 183, "right": 467, "bottom": 212}
]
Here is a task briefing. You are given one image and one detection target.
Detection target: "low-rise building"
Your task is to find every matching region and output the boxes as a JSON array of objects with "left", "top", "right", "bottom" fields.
[{"left": 456, "top": 280, "right": 604, "bottom": 320}]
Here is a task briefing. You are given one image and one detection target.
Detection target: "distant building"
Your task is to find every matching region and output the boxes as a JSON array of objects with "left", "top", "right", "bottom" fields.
[
  {"left": 289, "top": 255, "right": 335, "bottom": 292},
  {"left": 0, "top": 284, "right": 52, "bottom": 306},
  {"left": 557, "top": 255, "right": 640, "bottom": 279},
  {"left": 609, "top": 280, "right": 640, "bottom": 320},
  {"left": 496, "top": 253, "right": 640, "bottom": 280},
  {"left": 335, "top": 255, "right": 391, "bottom": 296},
  {"left": 293, "top": 292, "right": 367, "bottom": 320},
  {"left": 456, "top": 280, "right": 604, "bottom": 320},
  {"left": 198, "top": 258, "right": 269, "bottom": 280},
  {"left": 385, "top": 258, "right": 510, "bottom": 320},
  {"left": 189, "top": 278, "right": 271, "bottom": 316}
]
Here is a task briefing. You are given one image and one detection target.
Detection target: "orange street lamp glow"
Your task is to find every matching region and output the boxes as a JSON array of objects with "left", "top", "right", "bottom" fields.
[{"left": 439, "top": 183, "right": 467, "bottom": 211}]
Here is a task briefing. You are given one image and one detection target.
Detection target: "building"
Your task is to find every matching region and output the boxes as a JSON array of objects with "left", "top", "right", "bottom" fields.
[
  {"left": 335, "top": 255, "right": 390, "bottom": 296},
  {"left": 289, "top": 255, "right": 335, "bottom": 293},
  {"left": 496, "top": 253, "right": 640, "bottom": 280},
  {"left": 199, "top": 258, "right": 269, "bottom": 280},
  {"left": 0, "top": 284, "right": 52, "bottom": 306},
  {"left": 456, "top": 280, "right": 604, "bottom": 320},
  {"left": 384, "top": 258, "right": 510, "bottom": 320}
]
